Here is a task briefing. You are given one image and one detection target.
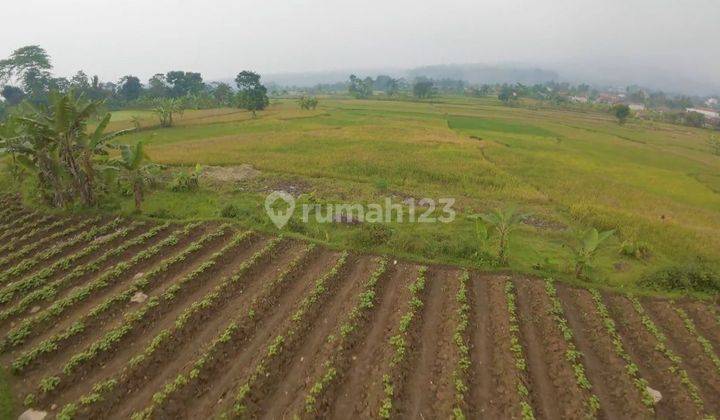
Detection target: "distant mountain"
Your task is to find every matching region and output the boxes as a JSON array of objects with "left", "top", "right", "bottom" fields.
[
  {"left": 406, "top": 64, "right": 558, "bottom": 85},
  {"left": 257, "top": 64, "right": 558, "bottom": 88}
]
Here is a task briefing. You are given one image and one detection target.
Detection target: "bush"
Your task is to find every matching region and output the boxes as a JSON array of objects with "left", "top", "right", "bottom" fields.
[
  {"left": 170, "top": 171, "right": 199, "bottom": 192},
  {"left": 639, "top": 260, "right": 720, "bottom": 293},
  {"left": 220, "top": 204, "right": 239, "bottom": 218},
  {"left": 620, "top": 240, "right": 652, "bottom": 261},
  {"left": 352, "top": 223, "right": 392, "bottom": 248}
]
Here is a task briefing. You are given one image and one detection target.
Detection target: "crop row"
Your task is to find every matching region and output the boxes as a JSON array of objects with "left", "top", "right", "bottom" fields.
[
  {"left": 0, "top": 211, "right": 39, "bottom": 243},
  {"left": 8, "top": 225, "right": 174, "bottom": 373},
  {"left": 228, "top": 251, "right": 351, "bottom": 418},
  {"left": 673, "top": 306, "right": 720, "bottom": 375},
  {"left": 0, "top": 222, "right": 172, "bottom": 324},
  {"left": 0, "top": 221, "right": 145, "bottom": 305},
  {"left": 379, "top": 266, "right": 428, "bottom": 419},
  {"left": 504, "top": 280, "right": 535, "bottom": 420},
  {"left": 1, "top": 222, "right": 214, "bottom": 349},
  {"left": 628, "top": 296, "right": 706, "bottom": 413},
  {"left": 0, "top": 216, "right": 109, "bottom": 284},
  {"left": 132, "top": 248, "right": 347, "bottom": 420},
  {"left": 543, "top": 279, "right": 600, "bottom": 417},
  {"left": 588, "top": 289, "right": 655, "bottom": 411},
  {"left": 451, "top": 271, "right": 471, "bottom": 419},
  {"left": 32, "top": 230, "right": 257, "bottom": 402},
  {"left": 0, "top": 219, "right": 72, "bottom": 266},
  {"left": 303, "top": 256, "right": 390, "bottom": 416},
  {"left": 0, "top": 214, "right": 58, "bottom": 257},
  {"left": 57, "top": 231, "right": 279, "bottom": 419}
]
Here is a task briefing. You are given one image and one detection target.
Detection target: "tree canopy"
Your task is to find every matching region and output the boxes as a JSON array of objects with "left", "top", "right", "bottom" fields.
[{"left": 235, "top": 71, "right": 268, "bottom": 114}]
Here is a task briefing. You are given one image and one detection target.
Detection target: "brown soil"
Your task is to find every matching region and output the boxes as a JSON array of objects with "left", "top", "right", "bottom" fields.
[
  {"left": 642, "top": 298, "right": 720, "bottom": 414},
  {"left": 397, "top": 267, "right": 460, "bottom": 419},
  {"left": 166, "top": 250, "right": 346, "bottom": 419},
  {"left": 328, "top": 263, "right": 418, "bottom": 419},
  {"left": 253, "top": 256, "right": 378, "bottom": 419},
  {"left": 34, "top": 230, "right": 265, "bottom": 410},
  {"left": 514, "top": 278, "right": 587, "bottom": 419},
  {"left": 680, "top": 301, "right": 720, "bottom": 353},
  {"left": 605, "top": 294, "right": 702, "bottom": 418},
  {"left": 468, "top": 274, "right": 522, "bottom": 418},
  {"left": 556, "top": 284, "right": 651, "bottom": 418}
]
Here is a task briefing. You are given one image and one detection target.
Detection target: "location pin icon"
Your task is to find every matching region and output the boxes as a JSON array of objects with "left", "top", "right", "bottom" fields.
[{"left": 265, "top": 191, "right": 296, "bottom": 229}]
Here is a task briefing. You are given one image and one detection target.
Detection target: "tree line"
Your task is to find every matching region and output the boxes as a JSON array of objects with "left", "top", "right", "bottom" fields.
[{"left": 0, "top": 45, "right": 269, "bottom": 120}]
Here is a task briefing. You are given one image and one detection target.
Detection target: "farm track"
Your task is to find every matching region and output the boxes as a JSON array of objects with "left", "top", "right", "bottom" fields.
[{"left": 1, "top": 206, "right": 720, "bottom": 418}]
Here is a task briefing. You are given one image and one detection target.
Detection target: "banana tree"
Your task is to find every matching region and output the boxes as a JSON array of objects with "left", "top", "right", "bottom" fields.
[
  {"left": 571, "top": 228, "right": 614, "bottom": 278},
  {"left": 111, "top": 141, "right": 156, "bottom": 211},
  {"left": 153, "top": 98, "right": 184, "bottom": 127},
  {"left": 475, "top": 206, "right": 529, "bottom": 265}
]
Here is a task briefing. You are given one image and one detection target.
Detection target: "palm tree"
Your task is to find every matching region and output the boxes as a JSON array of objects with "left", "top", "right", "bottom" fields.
[
  {"left": 476, "top": 206, "right": 529, "bottom": 265},
  {"left": 113, "top": 142, "right": 155, "bottom": 211}
]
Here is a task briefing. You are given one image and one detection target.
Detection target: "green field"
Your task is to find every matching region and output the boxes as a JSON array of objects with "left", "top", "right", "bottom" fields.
[{"left": 10, "top": 96, "right": 720, "bottom": 295}]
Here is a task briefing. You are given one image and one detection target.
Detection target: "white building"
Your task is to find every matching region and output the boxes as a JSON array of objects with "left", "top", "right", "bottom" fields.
[
  {"left": 705, "top": 98, "right": 718, "bottom": 107},
  {"left": 628, "top": 103, "right": 645, "bottom": 111},
  {"left": 686, "top": 107, "right": 720, "bottom": 120}
]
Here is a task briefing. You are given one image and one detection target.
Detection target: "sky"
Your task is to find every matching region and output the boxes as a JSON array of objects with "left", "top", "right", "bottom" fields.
[{"left": 1, "top": 0, "right": 719, "bottom": 92}]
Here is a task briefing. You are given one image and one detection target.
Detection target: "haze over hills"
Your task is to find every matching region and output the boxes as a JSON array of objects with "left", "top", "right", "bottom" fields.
[{"left": 255, "top": 63, "right": 719, "bottom": 96}]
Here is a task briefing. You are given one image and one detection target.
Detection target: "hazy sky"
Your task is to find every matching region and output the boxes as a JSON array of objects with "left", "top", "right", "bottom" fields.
[{"left": 1, "top": 0, "right": 718, "bottom": 90}]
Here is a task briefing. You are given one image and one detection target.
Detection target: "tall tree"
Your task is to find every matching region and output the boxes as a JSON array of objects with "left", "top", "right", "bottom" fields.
[
  {"left": 1, "top": 85, "right": 25, "bottom": 106},
  {"left": 235, "top": 71, "right": 268, "bottom": 116},
  {"left": 166, "top": 71, "right": 204, "bottom": 97},
  {"left": 0, "top": 45, "right": 52, "bottom": 85},
  {"left": 412, "top": 79, "right": 435, "bottom": 99},
  {"left": 147, "top": 73, "right": 168, "bottom": 97},
  {"left": 211, "top": 82, "right": 233, "bottom": 106},
  {"left": 348, "top": 74, "right": 372, "bottom": 99},
  {"left": 118, "top": 75, "right": 143, "bottom": 101}
]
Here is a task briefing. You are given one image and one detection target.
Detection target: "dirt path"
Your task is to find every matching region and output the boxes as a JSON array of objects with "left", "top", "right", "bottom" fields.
[{"left": 328, "top": 263, "right": 418, "bottom": 419}]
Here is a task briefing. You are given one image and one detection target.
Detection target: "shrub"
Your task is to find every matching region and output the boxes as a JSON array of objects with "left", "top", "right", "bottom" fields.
[
  {"left": 170, "top": 165, "right": 201, "bottom": 192},
  {"left": 353, "top": 223, "right": 392, "bottom": 247},
  {"left": 639, "top": 260, "right": 720, "bottom": 293},
  {"left": 619, "top": 239, "right": 652, "bottom": 261},
  {"left": 220, "top": 204, "right": 239, "bottom": 218}
]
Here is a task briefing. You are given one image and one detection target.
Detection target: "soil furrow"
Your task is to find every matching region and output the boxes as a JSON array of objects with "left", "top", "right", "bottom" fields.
[
  {"left": 467, "top": 274, "right": 500, "bottom": 418},
  {"left": 0, "top": 224, "right": 214, "bottom": 353},
  {"left": 36, "top": 231, "right": 265, "bottom": 411},
  {"left": 398, "top": 266, "right": 460, "bottom": 419},
  {"left": 176, "top": 251, "right": 345, "bottom": 419},
  {"left": 605, "top": 294, "right": 701, "bottom": 418},
  {"left": 328, "top": 262, "right": 418, "bottom": 419},
  {"left": 514, "top": 278, "right": 585, "bottom": 419},
  {"left": 0, "top": 217, "right": 116, "bottom": 287},
  {"left": 556, "top": 284, "right": 651, "bottom": 418},
  {"left": 95, "top": 246, "right": 334, "bottom": 420},
  {"left": 642, "top": 298, "right": 720, "bottom": 414},
  {"left": 255, "top": 256, "right": 378, "bottom": 419},
  {"left": 681, "top": 301, "right": 720, "bottom": 354},
  {"left": 0, "top": 221, "right": 150, "bottom": 310}
]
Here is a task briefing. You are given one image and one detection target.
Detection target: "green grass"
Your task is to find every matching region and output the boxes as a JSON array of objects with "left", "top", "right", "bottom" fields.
[
  {"left": 5, "top": 96, "right": 720, "bottom": 297},
  {"left": 0, "top": 368, "right": 14, "bottom": 419}
]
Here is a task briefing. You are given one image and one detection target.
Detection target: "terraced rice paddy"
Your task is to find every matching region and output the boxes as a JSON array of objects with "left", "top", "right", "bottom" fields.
[{"left": 1, "top": 194, "right": 719, "bottom": 419}]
